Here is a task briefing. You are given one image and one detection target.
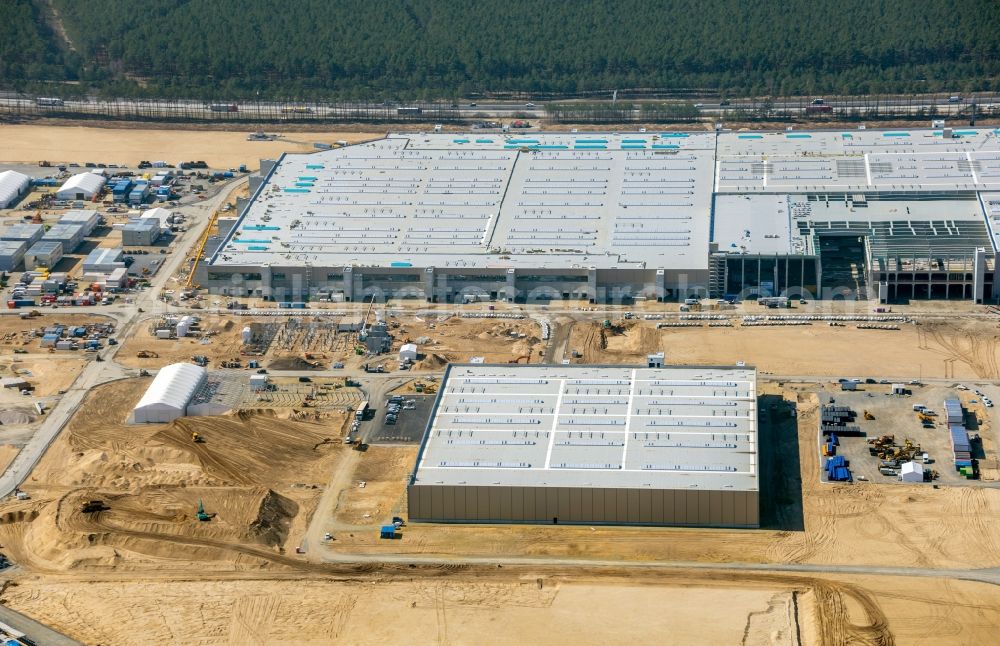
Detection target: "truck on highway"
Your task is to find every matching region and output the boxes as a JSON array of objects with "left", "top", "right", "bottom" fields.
[
  {"left": 36, "top": 97, "right": 64, "bottom": 107},
  {"left": 209, "top": 103, "right": 238, "bottom": 112},
  {"left": 806, "top": 104, "right": 833, "bottom": 114},
  {"left": 355, "top": 400, "right": 369, "bottom": 420}
]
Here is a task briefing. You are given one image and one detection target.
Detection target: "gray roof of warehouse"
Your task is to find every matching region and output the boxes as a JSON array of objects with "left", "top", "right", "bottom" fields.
[{"left": 411, "top": 363, "right": 759, "bottom": 491}]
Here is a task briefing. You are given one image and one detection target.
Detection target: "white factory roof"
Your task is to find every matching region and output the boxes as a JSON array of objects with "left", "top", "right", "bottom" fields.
[
  {"left": 412, "top": 363, "right": 758, "bottom": 491},
  {"left": 133, "top": 363, "right": 206, "bottom": 420},
  {"left": 57, "top": 172, "right": 106, "bottom": 198},
  {"left": 206, "top": 127, "right": 1000, "bottom": 274},
  {"left": 0, "top": 170, "right": 31, "bottom": 207},
  {"left": 210, "top": 131, "right": 718, "bottom": 272}
]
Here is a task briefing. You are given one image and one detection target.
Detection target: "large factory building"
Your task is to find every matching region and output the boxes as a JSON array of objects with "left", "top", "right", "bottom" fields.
[
  {"left": 198, "top": 128, "right": 1000, "bottom": 304},
  {"left": 407, "top": 363, "right": 759, "bottom": 528}
]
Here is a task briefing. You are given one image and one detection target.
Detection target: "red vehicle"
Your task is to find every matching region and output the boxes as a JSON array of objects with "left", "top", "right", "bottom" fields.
[{"left": 806, "top": 104, "right": 833, "bottom": 114}]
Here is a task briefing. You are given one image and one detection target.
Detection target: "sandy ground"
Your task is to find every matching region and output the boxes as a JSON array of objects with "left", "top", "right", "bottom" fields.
[
  {"left": 566, "top": 317, "right": 1000, "bottom": 379},
  {"left": 0, "top": 576, "right": 799, "bottom": 646},
  {"left": 4, "top": 379, "right": 350, "bottom": 574},
  {"left": 0, "top": 125, "right": 382, "bottom": 169}
]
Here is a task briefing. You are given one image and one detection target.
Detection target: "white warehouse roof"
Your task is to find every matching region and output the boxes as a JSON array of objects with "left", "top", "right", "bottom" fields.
[
  {"left": 56, "top": 172, "right": 106, "bottom": 199},
  {"left": 0, "top": 170, "right": 31, "bottom": 208},
  {"left": 132, "top": 363, "right": 207, "bottom": 424}
]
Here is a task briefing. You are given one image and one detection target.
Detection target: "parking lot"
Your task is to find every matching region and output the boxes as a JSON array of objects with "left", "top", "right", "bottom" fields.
[
  {"left": 819, "top": 382, "right": 995, "bottom": 486},
  {"left": 366, "top": 394, "right": 435, "bottom": 443}
]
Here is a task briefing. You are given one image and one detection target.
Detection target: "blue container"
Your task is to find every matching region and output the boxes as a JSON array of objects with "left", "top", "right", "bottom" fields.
[
  {"left": 291, "top": 302, "right": 306, "bottom": 309},
  {"left": 738, "top": 134, "right": 763, "bottom": 139}
]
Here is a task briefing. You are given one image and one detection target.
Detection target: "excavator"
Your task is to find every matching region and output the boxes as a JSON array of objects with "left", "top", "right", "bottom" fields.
[
  {"left": 196, "top": 500, "right": 212, "bottom": 522},
  {"left": 863, "top": 410, "right": 875, "bottom": 420},
  {"left": 136, "top": 350, "right": 159, "bottom": 358},
  {"left": 191, "top": 432, "right": 204, "bottom": 443}
]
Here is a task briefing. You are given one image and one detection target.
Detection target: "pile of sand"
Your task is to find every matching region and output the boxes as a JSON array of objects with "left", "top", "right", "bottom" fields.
[
  {"left": 414, "top": 352, "right": 450, "bottom": 370},
  {"left": 0, "top": 410, "right": 34, "bottom": 425}
]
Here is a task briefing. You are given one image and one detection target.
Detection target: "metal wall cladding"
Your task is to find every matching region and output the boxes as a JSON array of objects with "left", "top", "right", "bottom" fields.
[{"left": 408, "top": 485, "right": 759, "bottom": 528}]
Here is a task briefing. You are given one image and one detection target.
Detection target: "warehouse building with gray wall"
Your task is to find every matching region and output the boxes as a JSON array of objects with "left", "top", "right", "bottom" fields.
[
  {"left": 42, "top": 223, "right": 85, "bottom": 253},
  {"left": 122, "top": 218, "right": 161, "bottom": 246},
  {"left": 407, "top": 363, "right": 759, "bottom": 527},
  {"left": 24, "top": 241, "right": 63, "bottom": 270},
  {"left": 0, "top": 240, "right": 27, "bottom": 272},
  {"left": 0, "top": 223, "right": 44, "bottom": 247}
]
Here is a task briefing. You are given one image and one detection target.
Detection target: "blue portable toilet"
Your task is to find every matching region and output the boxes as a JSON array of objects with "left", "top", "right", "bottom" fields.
[{"left": 380, "top": 525, "right": 396, "bottom": 539}]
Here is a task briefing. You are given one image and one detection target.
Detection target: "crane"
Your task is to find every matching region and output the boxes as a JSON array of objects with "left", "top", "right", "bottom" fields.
[{"left": 185, "top": 208, "right": 221, "bottom": 289}]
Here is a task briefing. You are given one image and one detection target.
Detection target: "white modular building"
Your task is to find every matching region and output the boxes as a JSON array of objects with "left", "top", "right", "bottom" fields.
[
  {"left": 131, "top": 363, "right": 207, "bottom": 424},
  {"left": 82, "top": 247, "right": 125, "bottom": 273},
  {"left": 56, "top": 172, "right": 106, "bottom": 201},
  {"left": 42, "top": 223, "right": 86, "bottom": 253},
  {"left": 59, "top": 209, "right": 101, "bottom": 235},
  {"left": 0, "top": 170, "right": 31, "bottom": 208}
]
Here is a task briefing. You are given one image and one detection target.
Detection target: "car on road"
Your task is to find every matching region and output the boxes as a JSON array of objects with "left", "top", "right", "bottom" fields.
[
  {"left": 469, "top": 102, "right": 477, "bottom": 107},
  {"left": 811, "top": 98, "right": 825, "bottom": 105},
  {"left": 719, "top": 100, "right": 731, "bottom": 107},
  {"left": 525, "top": 102, "right": 535, "bottom": 108},
  {"left": 948, "top": 95, "right": 963, "bottom": 103}
]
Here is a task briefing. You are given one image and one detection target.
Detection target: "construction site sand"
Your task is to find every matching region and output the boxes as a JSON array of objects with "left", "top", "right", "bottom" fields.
[
  {"left": 3, "top": 379, "right": 350, "bottom": 572},
  {"left": 116, "top": 315, "right": 246, "bottom": 369},
  {"left": 569, "top": 318, "right": 1000, "bottom": 379},
  {"left": 0, "top": 576, "right": 801, "bottom": 646},
  {"left": 0, "top": 124, "right": 382, "bottom": 169},
  {"left": 395, "top": 315, "right": 544, "bottom": 368},
  {"left": 333, "top": 445, "right": 414, "bottom": 526},
  {"left": 4, "top": 568, "right": 999, "bottom": 645}
]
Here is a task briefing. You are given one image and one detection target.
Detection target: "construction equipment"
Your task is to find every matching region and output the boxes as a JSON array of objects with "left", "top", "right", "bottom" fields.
[
  {"left": 80, "top": 500, "right": 107, "bottom": 513},
  {"left": 136, "top": 350, "right": 158, "bottom": 358},
  {"left": 863, "top": 410, "right": 875, "bottom": 420},
  {"left": 138, "top": 369, "right": 150, "bottom": 377},
  {"left": 918, "top": 412, "right": 935, "bottom": 423},
  {"left": 185, "top": 206, "right": 223, "bottom": 289},
  {"left": 196, "top": 500, "right": 212, "bottom": 521},
  {"left": 191, "top": 432, "right": 204, "bottom": 443}
]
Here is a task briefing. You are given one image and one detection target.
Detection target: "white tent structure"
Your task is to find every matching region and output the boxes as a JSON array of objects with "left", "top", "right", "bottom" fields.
[
  {"left": 56, "top": 172, "right": 106, "bottom": 201},
  {"left": 399, "top": 343, "right": 418, "bottom": 361},
  {"left": 132, "top": 363, "right": 207, "bottom": 424},
  {"left": 899, "top": 461, "right": 925, "bottom": 483},
  {"left": 0, "top": 170, "right": 31, "bottom": 208}
]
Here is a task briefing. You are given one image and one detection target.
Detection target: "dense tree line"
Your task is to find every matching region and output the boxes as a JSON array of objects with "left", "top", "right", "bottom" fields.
[{"left": 2, "top": 0, "right": 998, "bottom": 100}]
